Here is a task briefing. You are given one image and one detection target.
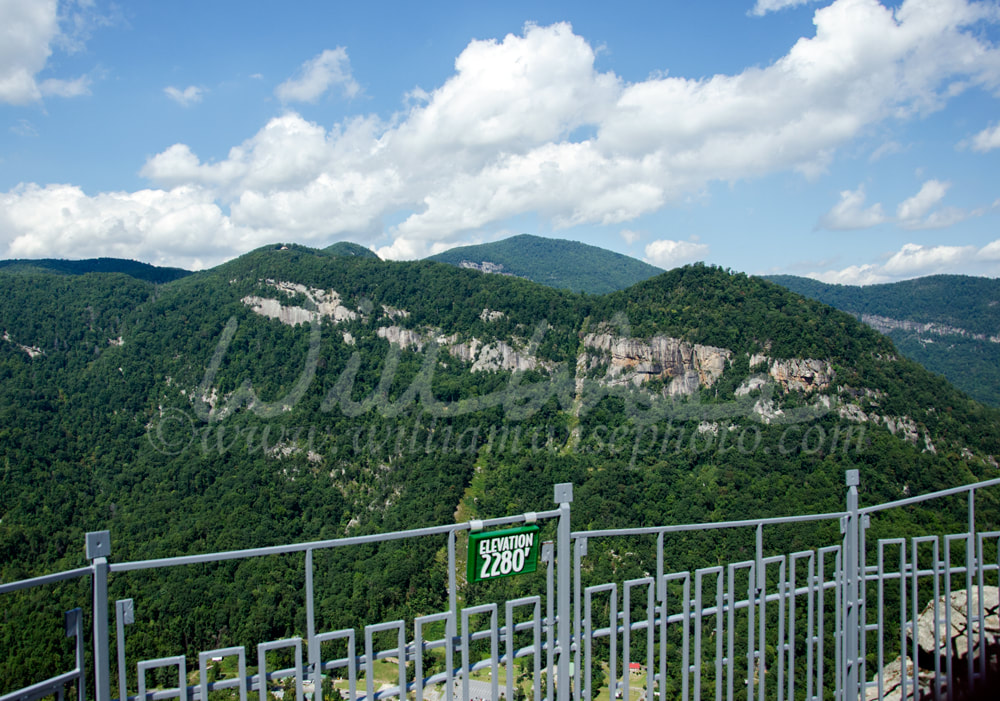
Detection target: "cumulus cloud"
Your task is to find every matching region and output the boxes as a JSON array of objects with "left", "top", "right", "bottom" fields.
[
  {"left": 805, "top": 263, "right": 891, "bottom": 286},
  {"left": 807, "top": 239, "right": 1000, "bottom": 284},
  {"left": 970, "top": 122, "right": 1000, "bottom": 152},
  {"left": 0, "top": 183, "right": 265, "bottom": 271},
  {"left": 275, "top": 48, "right": 360, "bottom": 103},
  {"left": 164, "top": 85, "right": 205, "bottom": 107},
  {"left": 0, "top": 0, "right": 60, "bottom": 104},
  {"left": 643, "top": 238, "right": 709, "bottom": 268},
  {"left": 818, "top": 185, "right": 887, "bottom": 229},
  {"left": 5, "top": 2, "right": 1000, "bottom": 266},
  {"left": 819, "top": 179, "right": 978, "bottom": 231},
  {"left": 0, "top": 0, "right": 100, "bottom": 105}
]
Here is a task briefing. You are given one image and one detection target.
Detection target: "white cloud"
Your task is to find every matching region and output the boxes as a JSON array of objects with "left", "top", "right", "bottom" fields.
[
  {"left": 620, "top": 229, "right": 641, "bottom": 245},
  {"left": 818, "top": 185, "right": 887, "bottom": 229},
  {"left": 750, "top": 0, "right": 821, "bottom": 17},
  {"left": 0, "top": 182, "right": 272, "bottom": 271},
  {"left": 883, "top": 242, "right": 977, "bottom": 275},
  {"left": 805, "top": 263, "right": 891, "bottom": 286},
  {"left": 275, "top": 48, "right": 360, "bottom": 103},
  {"left": 5, "top": 4, "right": 1000, "bottom": 265},
  {"left": 0, "top": 0, "right": 59, "bottom": 104},
  {"left": 806, "top": 238, "right": 1000, "bottom": 284},
  {"left": 164, "top": 85, "right": 204, "bottom": 107},
  {"left": 0, "top": 0, "right": 100, "bottom": 105},
  {"left": 643, "top": 238, "right": 709, "bottom": 268},
  {"left": 897, "top": 179, "right": 948, "bottom": 221},
  {"left": 895, "top": 179, "right": 975, "bottom": 229},
  {"left": 970, "top": 122, "right": 1000, "bottom": 152}
]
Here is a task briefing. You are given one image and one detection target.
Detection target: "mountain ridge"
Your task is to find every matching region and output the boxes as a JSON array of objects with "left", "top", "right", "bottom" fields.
[{"left": 426, "top": 233, "right": 663, "bottom": 294}]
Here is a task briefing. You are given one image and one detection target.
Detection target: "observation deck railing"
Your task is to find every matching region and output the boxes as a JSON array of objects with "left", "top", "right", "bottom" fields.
[{"left": 3, "top": 470, "right": 999, "bottom": 701}]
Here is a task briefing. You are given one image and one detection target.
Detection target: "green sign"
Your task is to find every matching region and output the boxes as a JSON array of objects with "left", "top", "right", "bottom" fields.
[{"left": 468, "top": 525, "right": 540, "bottom": 583}]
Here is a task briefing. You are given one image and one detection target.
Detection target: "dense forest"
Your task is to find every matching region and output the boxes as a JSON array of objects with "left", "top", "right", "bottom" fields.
[{"left": 2, "top": 246, "right": 999, "bottom": 693}]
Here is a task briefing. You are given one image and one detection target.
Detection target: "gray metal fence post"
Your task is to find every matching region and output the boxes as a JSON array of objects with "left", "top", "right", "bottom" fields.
[
  {"left": 844, "top": 471, "right": 861, "bottom": 701},
  {"left": 115, "top": 599, "right": 134, "bottom": 701},
  {"left": 555, "top": 483, "right": 573, "bottom": 701},
  {"left": 87, "top": 531, "right": 112, "bottom": 701}
]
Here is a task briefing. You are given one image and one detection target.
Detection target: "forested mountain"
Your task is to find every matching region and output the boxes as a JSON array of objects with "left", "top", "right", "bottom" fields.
[
  {"left": 0, "top": 257, "right": 191, "bottom": 283},
  {"left": 768, "top": 274, "right": 1000, "bottom": 407},
  {"left": 3, "top": 246, "right": 999, "bottom": 690},
  {"left": 427, "top": 233, "right": 663, "bottom": 294},
  {"left": 323, "top": 241, "right": 380, "bottom": 258}
]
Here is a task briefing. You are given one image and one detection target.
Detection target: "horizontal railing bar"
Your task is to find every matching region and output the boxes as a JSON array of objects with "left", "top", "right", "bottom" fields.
[
  {"left": 574, "top": 510, "right": 846, "bottom": 539},
  {"left": 0, "top": 565, "right": 92, "bottom": 594},
  {"left": 860, "top": 477, "right": 1000, "bottom": 514},
  {"left": 0, "top": 669, "right": 79, "bottom": 701},
  {"left": 111, "top": 510, "right": 559, "bottom": 573}
]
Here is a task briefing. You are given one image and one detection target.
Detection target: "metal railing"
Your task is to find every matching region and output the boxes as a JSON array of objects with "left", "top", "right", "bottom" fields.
[{"left": 3, "top": 471, "right": 999, "bottom": 701}]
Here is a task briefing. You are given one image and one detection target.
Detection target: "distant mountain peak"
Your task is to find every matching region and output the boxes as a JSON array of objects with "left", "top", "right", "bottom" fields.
[{"left": 427, "top": 234, "right": 662, "bottom": 294}]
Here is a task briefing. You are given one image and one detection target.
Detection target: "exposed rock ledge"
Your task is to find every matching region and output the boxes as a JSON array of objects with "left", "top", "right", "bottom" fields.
[
  {"left": 859, "top": 313, "right": 1000, "bottom": 344},
  {"left": 2, "top": 331, "right": 44, "bottom": 358},
  {"left": 242, "top": 280, "right": 358, "bottom": 326},
  {"left": 582, "top": 333, "right": 731, "bottom": 396},
  {"left": 750, "top": 355, "right": 834, "bottom": 393},
  {"left": 376, "top": 326, "right": 542, "bottom": 373},
  {"left": 867, "top": 587, "right": 1000, "bottom": 700}
]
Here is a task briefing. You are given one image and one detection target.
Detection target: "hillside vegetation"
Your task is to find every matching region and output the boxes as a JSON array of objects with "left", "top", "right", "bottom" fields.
[
  {"left": 2, "top": 247, "right": 998, "bottom": 691},
  {"left": 769, "top": 274, "right": 1000, "bottom": 406}
]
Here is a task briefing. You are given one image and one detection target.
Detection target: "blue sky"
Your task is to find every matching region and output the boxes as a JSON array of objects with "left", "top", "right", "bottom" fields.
[{"left": 1, "top": 0, "right": 999, "bottom": 284}]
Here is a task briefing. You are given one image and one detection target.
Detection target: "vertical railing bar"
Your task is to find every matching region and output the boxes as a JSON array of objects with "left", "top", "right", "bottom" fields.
[
  {"left": 87, "top": 531, "right": 113, "bottom": 701},
  {"left": 305, "top": 549, "right": 317, "bottom": 701},
  {"left": 859, "top": 512, "right": 869, "bottom": 697},
  {"left": 489, "top": 608, "right": 499, "bottom": 701},
  {"left": 746, "top": 559, "right": 756, "bottom": 701},
  {"left": 932, "top": 538, "right": 941, "bottom": 701},
  {"left": 965, "top": 491, "right": 975, "bottom": 694},
  {"left": 556, "top": 484, "right": 573, "bottom": 701},
  {"left": 776, "top": 558, "right": 785, "bottom": 701},
  {"left": 787, "top": 556, "right": 796, "bottom": 701},
  {"left": 645, "top": 580, "right": 655, "bottom": 701},
  {"left": 897, "top": 544, "right": 907, "bottom": 701},
  {"left": 805, "top": 552, "right": 815, "bottom": 701},
  {"left": 757, "top": 558, "right": 767, "bottom": 701},
  {"left": 115, "top": 599, "right": 133, "bottom": 701},
  {"left": 534, "top": 598, "right": 542, "bottom": 701},
  {"left": 975, "top": 533, "right": 988, "bottom": 686},
  {"left": 623, "top": 582, "right": 632, "bottom": 701},
  {"left": 714, "top": 569, "right": 723, "bottom": 701},
  {"left": 725, "top": 565, "right": 737, "bottom": 701},
  {"left": 448, "top": 530, "right": 457, "bottom": 701},
  {"left": 694, "top": 570, "right": 704, "bottom": 701},
  {"left": 573, "top": 538, "right": 585, "bottom": 701},
  {"left": 543, "top": 541, "right": 555, "bottom": 701},
  {"left": 944, "top": 536, "right": 955, "bottom": 701}
]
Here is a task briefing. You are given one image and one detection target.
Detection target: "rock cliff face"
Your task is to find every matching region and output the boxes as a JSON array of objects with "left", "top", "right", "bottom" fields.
[
  {"left": 376, "top": 326, "right": 543, "bottom": 373},
  {"left": 768, "top": 357, "right": 834, "bottom": 392},
  {"left": 751, "top": 354, "right": 834, "bottom": 393},
  {"left": 582, "top": 333, "right": 731, "bottom": 395},
  {"left": 859, "top": 313, "right": 1000, "bottom": 344},
  {"left": 241, "top": 280, "right": 358, "bottom": 326}
]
